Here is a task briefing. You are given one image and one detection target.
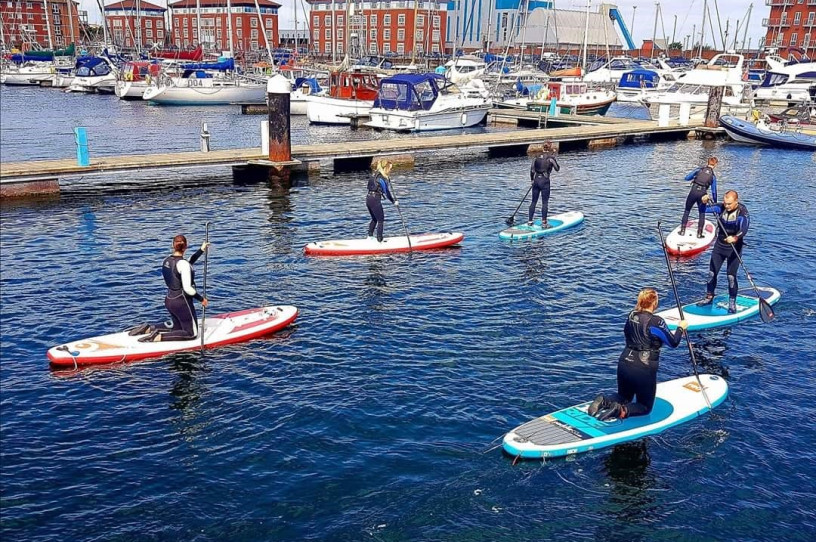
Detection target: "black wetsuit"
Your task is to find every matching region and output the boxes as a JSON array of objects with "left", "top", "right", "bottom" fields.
[
  {"left": 682, "top": 166, "right": 718, "bottom": 236},
  {"left": 156, "top": 249, "right": 204, "bottom": 341},
  {"left": 705, "top": 202, "right": 750, "bottom": 300},
  {"left": 366, "top": 173, "right": 395, "bottom": 242},
  {"left": 607, "top": 311, "right": 684, "bottom": 417},
  {"left": 528, "top": 154, "right": 560, "bottom": 224}
]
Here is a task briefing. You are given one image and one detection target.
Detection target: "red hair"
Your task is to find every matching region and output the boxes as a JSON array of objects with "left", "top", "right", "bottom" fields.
[
  {"left": 173, "top": 235, "right": 188, "bottom": 253},
  {"left": 635, "top": 288, "right": 659, "bottom": 312}
]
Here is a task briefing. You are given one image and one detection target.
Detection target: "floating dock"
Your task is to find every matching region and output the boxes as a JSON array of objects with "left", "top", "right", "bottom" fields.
[{"left": 0, "top": 119, "right": 703, "bottom": 197}]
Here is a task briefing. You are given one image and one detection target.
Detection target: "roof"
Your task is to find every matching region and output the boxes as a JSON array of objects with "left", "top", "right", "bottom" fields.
[
  {"left": 380, "top": 73, "right": 445, "bottom": 86},
  {"left": 105, "top": 0, "right": 166, "bottom": 11},
  {"left": 525, "top": 7, "right": 623, "bottom": 48},
  {"left": 169, "top": 0, "right": 281, "bottom": 7}
]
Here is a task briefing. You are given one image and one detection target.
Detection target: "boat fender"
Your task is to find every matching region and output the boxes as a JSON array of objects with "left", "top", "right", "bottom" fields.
[
  {"left": 461, "top": 112, "right": 467, "bottom": 125},
  {"left": 125, "top": 72, "right": 133, "bottom": 81}
]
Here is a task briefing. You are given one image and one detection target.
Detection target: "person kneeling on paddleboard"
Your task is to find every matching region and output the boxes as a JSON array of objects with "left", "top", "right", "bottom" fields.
[
  {"left": 700, "top": 190, "right": 750, "bottom": 314},
  {"left": 680, "top": 156, "right": 718, "bottom": 238},
  {"left": 367, "top": 159, "right": 398, "bottom": 243},
  {"left": 588, "top": 288, "right": 688, "bottom": 422},
  {"left": 134, "top": 234, "right": 209, "bottom": 343},
  {"left": 528, "top": 144, "right": 560, "bottom": 228}
]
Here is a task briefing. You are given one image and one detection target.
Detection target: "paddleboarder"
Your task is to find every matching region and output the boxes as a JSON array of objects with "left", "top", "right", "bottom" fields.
[
  {"left": 700, "top": 190, "right": 750, "bottom": 313},
  {"left": 136, "top": 234, "right": 210, "bottom": 342},
  {"left": 588, "top": 288, "right": 688, "bottom": 422},
  {"left": 680, "top": 156, "right": 718, "bottom": 238},
  {"left": 367, "top": 159, "right": 398, "bottom": 242},
  {"left": 527, "top": 144, "right": 560, "bottom": 228}
]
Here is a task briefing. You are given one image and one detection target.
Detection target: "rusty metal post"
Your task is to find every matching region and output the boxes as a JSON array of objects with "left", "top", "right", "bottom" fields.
[
  {"left": 704, "top": 86, "right": 725, "bottom": 128},
  {"left": 267, "top": 73, "right": 292, "bottom": 162}
]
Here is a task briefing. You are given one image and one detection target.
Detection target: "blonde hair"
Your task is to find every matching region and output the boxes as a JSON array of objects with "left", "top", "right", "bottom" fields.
[{"left": 635, "top": 288, "right": 659, "bottom": 312}]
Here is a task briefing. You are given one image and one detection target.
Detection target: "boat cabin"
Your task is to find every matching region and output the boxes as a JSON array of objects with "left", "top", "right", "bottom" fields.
[
  {"left": 328, "top": 71, "right": 379, "bottom": 100},
  {"left": 372, "top": 74, "right": 444, "bottom": 111},
  {"left": 618, "top": 69, "right": 661, "bottom": 89}
]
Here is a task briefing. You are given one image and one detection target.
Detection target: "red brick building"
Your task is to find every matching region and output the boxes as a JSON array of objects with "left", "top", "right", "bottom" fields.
[
  {"left": 104, "top": 0, "right": 167, "bottom": 50},
  {"left": 306, "top": 0, "right": 449, "bottom": 58},
  {"left": 167, "top": 0, "right": 280, "bottom": 53},
  {"left": 763, "top": 0, "right": 816, "bottom": 58},
  {"left": 0, "top": 0, "right": 82, "bottom": 50}
]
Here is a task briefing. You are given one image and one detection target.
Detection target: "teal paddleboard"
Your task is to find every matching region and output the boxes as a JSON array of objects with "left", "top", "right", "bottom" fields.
[
  {"left": 499, "top": 211, "right": 584, "bottom": 240},
  {"left": 656, "top": 287, "right": 780, "bottom": 331},
  {"left": 503, "top": 374, "right": 728, "bottom": 459}
]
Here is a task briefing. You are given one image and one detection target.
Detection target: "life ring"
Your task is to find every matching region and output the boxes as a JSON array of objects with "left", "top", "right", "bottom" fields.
[
  {"left": 125, "top": 72, "right": 133, "bottom": 81},
  {"left": 536, "top": 87, "right": 549, "bottom": 101}
]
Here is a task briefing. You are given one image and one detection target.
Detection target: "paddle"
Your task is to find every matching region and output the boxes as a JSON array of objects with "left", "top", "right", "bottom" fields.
[
  {"left": 710, "top": 212, "right": 775, "bottom": 323},
  {"left": 505, "top": 185, "right": 534, "bottom": 226},
  {"left": 387, "top": 177, "right": 412, "bottom": 253},
  {"left": 200, "top": 222, "right": 210, "bottom": 351},
  {"left": 657, "top": 222, "right": 712, "bottom": 410}
]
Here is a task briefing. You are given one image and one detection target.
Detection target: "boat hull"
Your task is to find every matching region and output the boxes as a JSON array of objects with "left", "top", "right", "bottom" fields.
[
  {"left": 365, "top": 105, "right": 489, "bottom": 132},
  {"left": 306, "top": 95, "right": 374, "bottom": 124},
  {"left": 719, "top": 115, "right": 816, "bottom": 151},
  {"left": 143, "top": 82, "right": 266, "bottom": 105}
]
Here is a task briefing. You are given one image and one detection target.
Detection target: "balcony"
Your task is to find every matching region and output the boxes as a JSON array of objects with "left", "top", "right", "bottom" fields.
[
  {"left": 765, "top": 0, "right": 793, "bottom": 6},
  {"left": 762, "top": 18, "right": 792, "bottom": 27}
]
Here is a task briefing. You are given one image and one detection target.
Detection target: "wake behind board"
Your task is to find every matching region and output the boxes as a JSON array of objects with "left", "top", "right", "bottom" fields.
[
  {"left": 665, "top": 219, "right": 716, "bottom": 256},
  {"left": 656, "top": 287, "right": 780, "bottom": 332},
  {"left": 503, "top": 374, "right": 728, "bottom": 460},
  {"left": 304, "top": 232, "right": 464, "bottom": 256},
  {"left": 499, "top": 211, "right": 584, "bottom": 241},
  {"left": 47, "top": 305, "right": 299, "bottom": 368}
]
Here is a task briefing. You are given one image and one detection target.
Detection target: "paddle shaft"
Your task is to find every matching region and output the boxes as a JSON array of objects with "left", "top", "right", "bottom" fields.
[
  {"left": 507, "top": 184, "right": 534, "bottom": 225},
  {"left": 200, "top": 222, "right": 210, "bottom": 350},
  {"left": 387, "top": 178, "right": 412, "bottom": 253},
  {"left": 657, "top": 222, "right": 712, "bottom": 409},
  {"left": 710, "top": 211, "right": 774, "bottom": 322}
]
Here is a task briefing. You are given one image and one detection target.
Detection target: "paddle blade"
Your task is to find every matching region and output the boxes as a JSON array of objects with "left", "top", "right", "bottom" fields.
[
  {"left": 759, "top": 298, "right": 776, "bottom": 323},
  {"left": 505, "top": 216, "right": 516, "bottom": 226}
]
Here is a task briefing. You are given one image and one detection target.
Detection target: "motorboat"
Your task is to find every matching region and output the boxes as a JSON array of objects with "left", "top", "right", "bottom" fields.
[
  {"left": 584, "top": 56, "right": 645, "bottom": 84},
  {"left": 305, "top": 70, "right": 380, "bottom": 125},
  {"left": 290, "top": 77, "right": 323, "bottom": 115},
  {"left": 444, "top": 55, "right": 488, "bottom": 85},
  {"left": 66, "top": 56, "right": 117, "bottom": 93},
  {"left": 753, "top": 61, "right": 816, "bottom": 103},
  {"left": 719, "top": 115, "right": 816, "bottom": 151},
  {"left": 365, "top": 73, "right": 490, "bottom": 132},
  {"left": 527, "top": 81, "right": 616, "bottom": 115},
  {"left": 615, "top": 68, "right": 679, "bottom": 102},
  {"left": 1, "top": 61, "right": 55, "bottom": 85},
  {"left": 766, "top": 103, "right": 816, "bottom": 126}
]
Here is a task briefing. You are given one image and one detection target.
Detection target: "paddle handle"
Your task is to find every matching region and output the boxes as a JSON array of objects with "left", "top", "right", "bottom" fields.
[
  {"left": 508, "top": 184, "right": 534, "bottom": 224},
  {"left": 657, "top": 222, "right": 712, "bottom": 409},
  {"left": 200, "top": 222, "right": 210, "bottom": 350}
]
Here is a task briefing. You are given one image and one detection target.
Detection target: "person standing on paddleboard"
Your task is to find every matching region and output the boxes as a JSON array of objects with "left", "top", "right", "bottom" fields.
[
  {"left": 367, "top": 159, "right": 398, "bottom": 242},
  {"left": 680, "top": 156, "right": 719, "bottom": 238},
  {"left": 136, "top": 234, "right": 210, "bottom": 342},
  {"left": 588, "top": 289, "right": 688, "bottom": 422},
  {"left": 700, "top": 190, "right": 750, "bottom": 313},
  {"left": 527, "top": 143, "right": 560, "bottom": 228}
]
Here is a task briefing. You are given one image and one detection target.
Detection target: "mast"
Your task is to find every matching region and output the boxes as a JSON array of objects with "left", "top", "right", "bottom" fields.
[
  {"left": 95, "top": 0, "right": 109, "bottom": 47},
  {"left": 254, "top": 0, "right": 273, "bottom": 63},
  {"left": 226, "top": 0, "right": 234, "bottom": 58},
  {"left": 196, "top": 0, "right": 202, "bottom": 51},
  {"left": 518, "top": 0, "right": 529, "bottom": 65},
  {"left": 740, "top": 4, "right": 752, "bottom": 53},
  {"left": 331, "top": 0, "right": 336, "bottom": 65},
  {"left": 43, "top": 0, "right": 54, "bottom": 49},
  {"left": 136, "top": 0, "right": 142, "bottom": 53},
  {"left": 410, "top": 0, "right": 419, "bottom": 65},
  {"left": 581, "top": 0, "right": 590, "bottom": 75},
  {"left": 698, "top": 0, "right": 707, "bottom": 59},
  {"left": 650, "top": 2, "right": 658, "bottom": 60},
  {"left": 68, "top": 0, "right": 76, "bottom": 47},
  {"left": 485, "top": 0, "right": 494, "bottom": 53}
]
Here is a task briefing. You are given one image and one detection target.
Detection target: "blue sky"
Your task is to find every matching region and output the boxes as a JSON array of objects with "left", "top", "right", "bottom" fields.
[{"left": 79, "top": 0, "right": 769, "bottom": 50}]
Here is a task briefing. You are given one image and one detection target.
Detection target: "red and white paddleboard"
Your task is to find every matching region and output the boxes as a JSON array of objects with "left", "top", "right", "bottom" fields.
[
  {"left": 665, "top": 220, "right": 716, "bottom": 256},
  {"left": 304, "top": 232, "right": 464, "bottom": 256},
  {"left": 47, "top": 305, "right": 298, "bottom": 368}
]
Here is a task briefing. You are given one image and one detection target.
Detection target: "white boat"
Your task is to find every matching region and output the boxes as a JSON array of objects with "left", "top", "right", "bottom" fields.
[
  {"left": 142, "top": 59, "right": 267, "bottom": 105},
  {"left": 66, "top": 56, "right": 117, "bottom": 93},
  {"left": 584, "top": 56, "right": 647, "bottom": 84},
  {"left": 644, "top": 53, "right": 751, "bottom": 110},
  {"left": 527, "top": 81, "right": 617, "bottom": 115},
  {"left": 290, "top": 77, "right": 324, "bottom": 115},
  {"left": 305, "top": 71, "right": 380, "bottom": 125},
  {"left": 1, "top": 62, "right": 54, "bottom": 85},
  {"left": 615, "top": 68, "right": 679, "bottom": 102},
  {"left": 365, "top": 73, "right": 490, "bottom": 132},
  {"left": 444, "top": 55, "right": 488, "bottom": 85},
  {"left": 753, "top": 61, "right": 816, "bottom": 103},
  {"left": 115, "top": 61, "right": 161, "bottom": 100}
]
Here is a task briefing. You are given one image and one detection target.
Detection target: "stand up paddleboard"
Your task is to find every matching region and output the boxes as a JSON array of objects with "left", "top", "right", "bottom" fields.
[
  {"left": 657, "top": 287, "right": 780, "bottom": 332},
  {"left": 499, "top": 211, "right": 584, "bottom": 241},
  {"left": 503, "top": 374, "right": 728, "bottom": 460},
  {"left": 304, "top": 232, "right": 464, "bottom": 256},
  {"left": 665, "top": 219, "right": 716, "bottom": 256},
  {"left": 47, "top": 305, "right": 299, "bottom": 368}
]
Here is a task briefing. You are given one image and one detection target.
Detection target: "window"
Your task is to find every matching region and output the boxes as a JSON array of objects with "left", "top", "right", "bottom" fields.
[
  {"left": 145, "top": 20, "right": 152, "bottom": 28},
  {"left": 432, "top": 30, "right": 440, "bottom": 41},
  {"left": 157, "top": 30, "right": 164, "bottom": 38},
  {"left": 396, "top": 43, "right": 404, "bottom": 54},
  {"left": 265, "top": 19, "right": 272, "bottom": 28},
  {"left": 146, "top": 29, "right": 153, "bottom": 38},
  {"left": 337, "top": 44, "right": 343, "bottom": 54},
  {"left": 237, "top": 28, "right": 242, "bottom": 37},
  {"left": 216, "top": 18, "right": 222, "bottom": 27},
  {"left": 313, "top": 29, "right": 319, "bottom": 41},
  {"left": 384, "top": 29, "right": 390, "bottom": 40},
  {"left": 790, "top": 32, "right": 798, "bottom": 46},
  {"left": 416, "top": 29, "right": 423, "bottom": 41},
  {"left": 325, "top": 28, "right": 331, "bottom": 39},
  {"left": 251, "top": 18, "right": 257, "bottom": 28},
  {"left": 157, "top": 20, "right": 163, "bottom": 29},
  {"left": 338, "top": 28, "right": 343, "bottom": 40},
  {"left": 384, "top": 14, "right": 391, "bottom": 25},
  {"left": 174, "top": 17, "right": 179, "bottom": 27},
  {"left": 217, "top": 29, "right": 222, "bottom": 38},
  {"left": 417, "top": 15, "right": 424, "bottom": 26},
  {"left": 794, "top": 12, "right": 801, "bottom": 25},
  {"left": 25, "top": 1, "right": 31, "bottom": 8},
  {"left": 325, "top": 43, "right": 331, "bottom": 53},
  {"left": 397, "top": 29, "right": 404, "bottom": 40},
  {"left": 183, "top": 29, "right": 188, "bottom": 38},
  {"left": 337, "top": 15, "right": 343, "bottom": 27},
  {"left": 236, "top": 18, "right": 242, "bottom": 27},
  {"left": 370, "top": 14, "right": 376, "bottom": 26},
  {"left": 324, "top": 15, "right": 330, "bottom": 26},
  {"left": 398, "top": 14, "right": 405, "bottom": 26},
  {"left": 370, "top": 43, "right": 377, "bottom": 54},
  {"left": 313, "top": 16, "right": 319, "bottom": 27},
  {"left": 383, "top": 42, "right": 391, "bottom": 53},
  {"left": 183, "top": 18, "right": 188, "bottom": 27},
  {"left": 808, "top": 13, "right": 815, "bottom": 25},
  {"left": 251, "top": 29, "right": 258, "bottom": 39},
  {"left": 370, "top": 29, "right": 377, "bottom": 40},
  {"left": 433, "top": 15, "right": 440, "bottom": 28}
]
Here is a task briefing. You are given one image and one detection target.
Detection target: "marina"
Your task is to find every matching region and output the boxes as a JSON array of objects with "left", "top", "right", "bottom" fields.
[{"left": 2, "top": 0, "right": 816, "bottom": 539}]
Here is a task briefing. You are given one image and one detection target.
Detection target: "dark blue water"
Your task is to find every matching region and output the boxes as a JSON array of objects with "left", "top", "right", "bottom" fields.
[{"left": 2, "top": 86, "right": 816, "bottom": 541}]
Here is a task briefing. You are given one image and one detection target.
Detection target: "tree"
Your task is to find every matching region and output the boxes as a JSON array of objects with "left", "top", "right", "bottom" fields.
[{"left": 668, "top": 41, "right": 683, "bottom": 50}]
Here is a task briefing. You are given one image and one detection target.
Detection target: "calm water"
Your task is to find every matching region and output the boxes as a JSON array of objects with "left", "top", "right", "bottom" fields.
[{"left": 2, "top": 86, "right": 816, "bottom": 541}]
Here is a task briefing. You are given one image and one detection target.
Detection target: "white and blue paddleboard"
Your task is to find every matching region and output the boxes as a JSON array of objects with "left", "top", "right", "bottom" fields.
[
  {"left": 499, "top": 211, "right": 584, "bottom": 241},
  {"left": 503, "top": 374, "right": 728, "bottom": 460},
  {"left": 657, "top": 287, "right": 780, "bottom": 332}
]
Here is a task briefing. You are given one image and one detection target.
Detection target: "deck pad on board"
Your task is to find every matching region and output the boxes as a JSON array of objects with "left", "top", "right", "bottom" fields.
[
  {"left": 657, "top": 287, "right": 780, "bottom": 331},
  {"left": 665, "top": 220, "right": 716, "bottom": 256}
]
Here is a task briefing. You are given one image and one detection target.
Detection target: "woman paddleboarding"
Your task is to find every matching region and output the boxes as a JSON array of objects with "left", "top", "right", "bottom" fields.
[
  {"left": 367, "top": 159, "right": 398, "bottom": 242},
  {"left": 132, "top": 234, "right": 210, "bottom": 343}
]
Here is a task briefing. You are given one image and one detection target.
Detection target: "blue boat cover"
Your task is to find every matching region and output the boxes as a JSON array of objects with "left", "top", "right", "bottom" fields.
[
  {"left": 75, "top": 57, "right": 112, "bottom": 77},
  {"left": 179, "top": 59, "right": 235, "bottom": 72},
  {"left": 294, "top": 77, "right": 322, "bottom": 94},
  {"left": 373, "top": 73, "right": 445, "bottom": 111},
  {"left": 618, "top": 69, "right": 660, "bottom": 89}
]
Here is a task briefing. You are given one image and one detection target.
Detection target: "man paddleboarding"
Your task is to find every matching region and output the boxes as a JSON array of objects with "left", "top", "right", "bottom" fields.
[
  {"left": 133, "top": 234, "right": 210, "bottom": 342},
  {"left": 367, "top": 159, "right": 398, "bottom": 242},
  {"left": 700, "top": 190, "right": 750, "bottom": 313},
  {"left": 527, "top": 143, "right": 560, "bottom": 228},
  {"left": 588, "top": 288, "right": 688, "bottom": 421},
  {"left": 680, "top": 156, "right": 719, "bottom": 238}
]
